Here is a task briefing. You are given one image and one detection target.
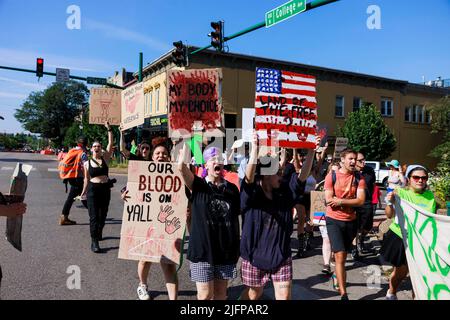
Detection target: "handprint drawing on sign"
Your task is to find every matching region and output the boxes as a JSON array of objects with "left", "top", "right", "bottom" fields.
[
  {"left": 100, "top": 100, "right": 111, "bottom": 118},
  {"left": 158, "top": 205, "right": 175, "bottom": 223},
  {"left": 165, "top": 217, "right": 181, "bottom": 235}
]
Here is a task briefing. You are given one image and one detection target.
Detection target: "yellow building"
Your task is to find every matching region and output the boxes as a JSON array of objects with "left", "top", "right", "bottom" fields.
[{"left": 138, "top": 49, "right": 449, "bottom": 169}]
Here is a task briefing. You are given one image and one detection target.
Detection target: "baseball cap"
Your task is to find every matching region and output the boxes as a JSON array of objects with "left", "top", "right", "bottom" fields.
[
  {"left": 405, "top": 164, "right": 428, "bottom": 178},
  {"left": 385, "top": 159, "right": 400, "bottom": 169}
]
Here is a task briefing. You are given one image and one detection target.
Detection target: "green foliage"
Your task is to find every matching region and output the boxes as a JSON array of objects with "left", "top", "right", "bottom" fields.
[
  {"left": 337, "top": 104, "right": 397, "bottom": 160},
  {"left": 429, "top": 166, "right": 450, "bottom": 208},
  {"left": 0, "top": 133, "right": 45, "bottom": 150},
  {"left": 14, "top": 81, "right": 89, "bottom": 146}
]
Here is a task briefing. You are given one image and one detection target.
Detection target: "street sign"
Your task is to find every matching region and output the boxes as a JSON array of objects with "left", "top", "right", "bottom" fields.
[
  {"left": 87, "top": 77, "right": 107, "bottom": 85},
  {"left": 265, "top": 0, "right": 306, "bottom": 28},
  {"left": 56, "top": 68, "right": 70, "bottom": 82}
]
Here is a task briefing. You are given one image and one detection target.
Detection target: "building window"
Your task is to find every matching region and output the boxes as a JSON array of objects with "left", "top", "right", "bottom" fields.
[
  {"left": 404, "top": 106, "right": 412, "bottom": 122},
  {"left": 155, "top": 87, "right": 160, "bottom": 112},
  {"left": 149, "top": 91, "right": 153, "bottom": 114},
  {"left": 425, "top": 109, "right": 431, "bottom": 124},
  {"left": 415, "top": 105, "right": 424, "bottom": 123},
  {"left": 353, "top": 97, "right": 362, "bottom": 112},
  {"left": 381, "top": 98, "right": 394, "bottom": 117},
  {"left": 335, "top": 95, "right": 344, "bottom": 117}
]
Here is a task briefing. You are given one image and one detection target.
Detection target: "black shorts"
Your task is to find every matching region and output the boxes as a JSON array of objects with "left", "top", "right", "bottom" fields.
[
  {"left": 326, "top": 217, "right": 357, "bottom": 253},
  {"left": 356, "top": 206, "right": 374, "bottom": 232}
]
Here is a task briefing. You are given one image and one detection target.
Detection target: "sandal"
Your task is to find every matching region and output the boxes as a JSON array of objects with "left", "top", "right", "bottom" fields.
[{"left": 331, "top": 273, "right": 339, "bottom": 291}]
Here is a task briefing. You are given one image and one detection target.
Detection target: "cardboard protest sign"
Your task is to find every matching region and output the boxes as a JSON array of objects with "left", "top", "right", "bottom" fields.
[
  {"left": 5, "top": 163, "right": 32, "bottom": 252},
  {"left": 89, "top": 88, "right": 122, "bottom": 125},
  {"left": 121, "top": 82, "right": 145, "bottom": 130},
  {"left": 254, "top": 67, "right": 317, "bottom": 149},
  {"left": 395, "top": 197, "right": 450, "bottom": 300},
  {"left": 167, "top": 68, "right": 223, "bottom": 137},
  {"left": 118, "top": 161, "right": 188, "bottom": 264},
  {"left": 333, "top": 137, "right": 349, "bottom": 159},
  {"left": 310, "top": 191, "right": 327, "bottom": 226}
]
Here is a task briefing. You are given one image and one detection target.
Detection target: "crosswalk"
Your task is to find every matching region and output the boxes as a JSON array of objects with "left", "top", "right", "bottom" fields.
[{"left": 1, "top": 167, "right": 57, "bottom": 172}]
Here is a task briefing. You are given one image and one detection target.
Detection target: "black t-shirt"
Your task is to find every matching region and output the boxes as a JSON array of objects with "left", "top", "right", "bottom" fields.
[
  {"left": 187, "top": 176, "right": 241, "bottom": 265},
  {"left": 240, "top": 173, "right": 306, "bottom": 270},
  {"left": 361, "top": 165, "right": 376, "bottom": 207}
]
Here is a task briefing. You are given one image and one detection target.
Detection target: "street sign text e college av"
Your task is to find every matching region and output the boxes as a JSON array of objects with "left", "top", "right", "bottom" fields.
[{"left": 265, "top": 0, "right": 307, "bottom": 28}]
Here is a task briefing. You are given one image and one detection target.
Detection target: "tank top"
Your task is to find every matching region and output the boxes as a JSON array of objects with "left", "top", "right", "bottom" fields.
[{"left": 88, "top": 158, "right": 108, "bottom": 178}]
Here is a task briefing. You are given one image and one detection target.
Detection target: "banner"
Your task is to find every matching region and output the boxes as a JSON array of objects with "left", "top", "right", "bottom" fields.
[
  {"left": 310, "top": 191, "right": 327, "bottom": 226},
  {"left": 395, "top": 197, "right": 450, "bottom": 300},
  {"left": 254, "top": 67, "right": 317, "bottom": 149},
  {"left": 121, "top": 82, "right": 145, "bottom": 130},
  {"left": 118, "top": 161, "right": 188, "bottom": 264},
  {"left": 89, "top": 88, "right": 122, "bottom": 125},
  {"left": 167, "top": 68, "right": 223, "bottom": 137}
]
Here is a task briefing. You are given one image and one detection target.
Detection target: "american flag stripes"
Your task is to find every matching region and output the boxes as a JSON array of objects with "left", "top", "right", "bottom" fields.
[{"left": 254, "top": 67, "right": 317, "bottom": 149}]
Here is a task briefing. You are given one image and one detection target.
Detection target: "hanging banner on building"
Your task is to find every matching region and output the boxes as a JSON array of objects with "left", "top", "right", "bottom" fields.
[
  {"left": 254, "top": 67, "right": 317, "bottom": 149},
  {"left": 167, "top": 68, "right": 223, "bottom": 137},
  {"left": 118, "top": 161, "right": 188, "bottom": 264},
  {"left": 395, "top": 197, "right": 450, "bottom": 300},
  {"left": 121, "top": 82, "right": 145, "bottom": 130},
  {"left": 333, "top": 137, "right": 348, "bottom": 159},
  {"left": 89, "top": 88, "right": 122, "bottom": 125}
]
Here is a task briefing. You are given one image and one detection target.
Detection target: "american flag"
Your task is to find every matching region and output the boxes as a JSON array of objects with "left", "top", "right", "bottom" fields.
[{"left": 254, "top": 67, "right": 317, "bottom": 149}]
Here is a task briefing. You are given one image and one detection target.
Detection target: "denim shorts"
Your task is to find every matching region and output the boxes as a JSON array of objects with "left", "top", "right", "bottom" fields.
[{"left": 189, "top": 261, "right": 237, "bottom": 283}]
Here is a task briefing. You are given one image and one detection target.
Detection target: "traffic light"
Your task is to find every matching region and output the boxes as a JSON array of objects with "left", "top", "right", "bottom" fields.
[
  {"left": 36, "top": 58, "right": 44, "bottom": 78},
  {"left": 209, "top": 21, "right": 224, "bottom": 52},
  {"left": 171, "top": 41, "right": 187, "bottom": 67}
]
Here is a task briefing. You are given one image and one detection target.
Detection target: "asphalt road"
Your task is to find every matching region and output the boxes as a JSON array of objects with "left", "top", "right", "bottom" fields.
[{"left": 0, "top": 152, "right": 412, "bottom": 300}]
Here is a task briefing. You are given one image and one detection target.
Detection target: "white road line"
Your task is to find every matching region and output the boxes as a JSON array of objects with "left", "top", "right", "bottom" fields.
[
  {"left": 1, "top": 167, "right": 14, "bottom": 170},
  {"left": 48, "top": 168, "right": 59, "bottom": 172}
]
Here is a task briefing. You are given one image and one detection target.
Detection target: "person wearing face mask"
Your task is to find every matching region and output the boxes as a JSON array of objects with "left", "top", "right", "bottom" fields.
[
  {"left": 381, "top": 165, "right": 436, "bottom": 300},
  {"left": 239, "top": 134, "right": 316, "bottom": 300},
  {"left": 177, "top": 143, "right": 241, "bottom": 300},
  {"left": 80, "top": 122, "right": 114, "bottom": 253},
  {"left": 121, "top": 143, "right": 179, "bottom": 301}
]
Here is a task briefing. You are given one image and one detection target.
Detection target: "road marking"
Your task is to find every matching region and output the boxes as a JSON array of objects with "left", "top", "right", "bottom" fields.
[
  {"left": 1, "top": 167, "right": 14, "bottom": 170},
  {"left": 48, "top": 168, "right": 59, "bottom": 172}
]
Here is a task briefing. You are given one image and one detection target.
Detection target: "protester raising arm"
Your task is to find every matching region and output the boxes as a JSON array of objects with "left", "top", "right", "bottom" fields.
[
  {"left": 119, "top": 124, "right": 131, "bottom": 159},
  {"left": 244, "top": 133, "right": 259, "bottom": 184},
  {"left": 177, "top": 142, "right": 194, "bottom": 191},
  {"left": 298, "top": 136, "right": 321, "bottom": 182},
  {"left": 103, "top": 122, "right": 114, "bottom": 163}
]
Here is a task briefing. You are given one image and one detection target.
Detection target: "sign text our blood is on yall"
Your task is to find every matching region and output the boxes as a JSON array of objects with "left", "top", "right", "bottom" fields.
[
  {"left": 118, "top": 161, "right": 188, "bottom": 264},
  {"left": 167, "top": 68, "right": 223, "bottom": 137},
  {"left": 254, "top": 67, "right": 318, "bottom": 149}
]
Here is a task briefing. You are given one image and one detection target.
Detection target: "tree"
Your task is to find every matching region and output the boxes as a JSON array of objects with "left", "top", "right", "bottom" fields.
[
  {"left": 14, "top": 81, "right": 89, "bottom": 146},
  {"left": 338, "top": 104, "right": 396, "bottom": 160}
]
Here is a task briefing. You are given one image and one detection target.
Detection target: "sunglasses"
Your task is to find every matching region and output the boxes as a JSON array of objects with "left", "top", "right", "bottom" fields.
[
  {"left": 411, "top": 175, "right": 428, "bottom": 182},
  {"left": 141, "top": 146, "right": 150, "bottom": 150}
]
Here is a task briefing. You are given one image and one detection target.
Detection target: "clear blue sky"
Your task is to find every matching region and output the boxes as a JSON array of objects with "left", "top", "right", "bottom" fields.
[{"left": 0, "top": 0, "right": 449, "bottom": 133}]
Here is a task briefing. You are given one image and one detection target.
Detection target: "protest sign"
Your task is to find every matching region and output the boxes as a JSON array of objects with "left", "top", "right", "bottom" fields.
[
  {"left": 89, "top": 88, "right": 122, "bottom": 125},
  {"left": 333, "top": 137, "right": 348, "bottom": 159},
  {"left": 167, "top": 68, "right": 223, "bottom": 137},
  {"left": 310, "top": 191, "right": 327, "bottom": 226},
  {"left": 5, "top": 163, "right": 32, "bottom": 252},
  {"left": 118, "top": 161, "right": 188, "bottom": 264},
  {"left": 121, "top": 82, "right": 145, "bottom": 130},
  {"left": 395, "top": 197, "right": 450, "bottom": 300},
  {"left": 254, "top": 67, "right": 317, "bottom": 149}
]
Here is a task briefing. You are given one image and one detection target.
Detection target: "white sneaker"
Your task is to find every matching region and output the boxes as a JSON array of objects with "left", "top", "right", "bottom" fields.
[
  {"left": 386, "top": 291, "right": 398, "bottom": 300},
  {"left": 137, "top": 284, "right": 150, "bottom": 300}
]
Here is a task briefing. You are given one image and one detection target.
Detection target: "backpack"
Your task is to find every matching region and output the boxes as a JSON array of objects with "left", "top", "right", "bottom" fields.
[{"left": 58, "top": 148, "right": 85, "bottom": 181}]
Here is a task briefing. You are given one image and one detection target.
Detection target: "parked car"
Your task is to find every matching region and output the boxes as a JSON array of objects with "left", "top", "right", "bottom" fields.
[{"left": 366, "top": 161, "right": 390, "bottom": 188}]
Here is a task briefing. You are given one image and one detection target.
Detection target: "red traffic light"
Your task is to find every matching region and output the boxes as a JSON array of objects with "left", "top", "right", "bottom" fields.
[
  {"left": 36, "top": 58, "right": 44, "bottom": 77},
  {"left": 37, "top": 58, "right": 44, "bottom": 64}
]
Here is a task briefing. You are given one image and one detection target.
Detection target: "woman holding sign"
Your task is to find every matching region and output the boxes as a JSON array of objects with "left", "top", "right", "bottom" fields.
[
  {"left": 239, "top": 134, "right": 316, "bottom": 300},
  {"left": 178, "top": 143, "right": 241, "bottom": 300},
  {"left": 80, "top": 122, "right": 114, "bottom": 253},
  {"left": 121, "top": 141, "right": 180, "bottom": 301}
]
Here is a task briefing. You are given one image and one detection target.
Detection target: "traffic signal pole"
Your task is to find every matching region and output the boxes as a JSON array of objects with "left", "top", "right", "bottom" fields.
[
  {"left": 0, "top": 65, "right": 124, "bottom": 89},
  {"left": 190, "top": 0, "right": 339, "bottom": 56}
]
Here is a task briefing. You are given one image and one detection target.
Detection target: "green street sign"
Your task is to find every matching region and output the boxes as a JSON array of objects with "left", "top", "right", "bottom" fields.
[
  {"left": 265, "top": 0, "right": 306, "bottom": 28},
  {"left": 87, "top": 77, "right": 107, "bottom": 85}
]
